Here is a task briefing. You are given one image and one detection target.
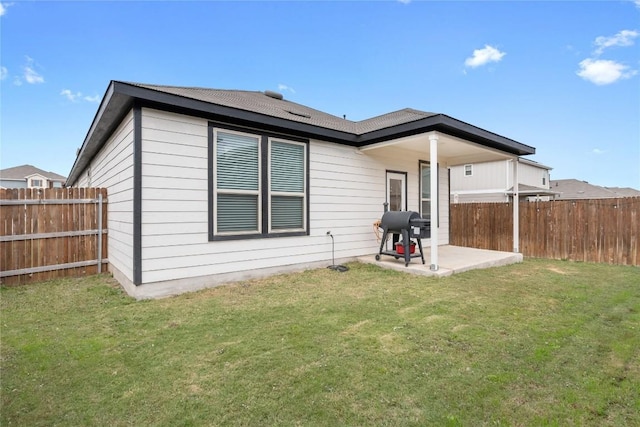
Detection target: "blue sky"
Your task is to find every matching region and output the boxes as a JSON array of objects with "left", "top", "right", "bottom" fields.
[{"left": 1, "top": 1, "right": 639, "bottom": 188}]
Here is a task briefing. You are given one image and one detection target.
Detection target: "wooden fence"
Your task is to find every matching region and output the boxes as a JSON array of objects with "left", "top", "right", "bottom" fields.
[
  {"left": 450, "top": 197, "right": 639, "bottom": 266},
  {"left": 0, "top": 188, "right": 108, "bottom": 285}
]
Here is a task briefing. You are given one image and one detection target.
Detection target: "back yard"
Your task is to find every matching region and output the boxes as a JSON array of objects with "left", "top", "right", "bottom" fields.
[{"left": 2, "top": 259, "right": 639, "bottom": 426}]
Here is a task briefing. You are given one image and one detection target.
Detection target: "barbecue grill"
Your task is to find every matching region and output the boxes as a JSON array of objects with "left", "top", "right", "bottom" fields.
[{"left": 375, "top": 211, "right": 431, "bottom": 266}]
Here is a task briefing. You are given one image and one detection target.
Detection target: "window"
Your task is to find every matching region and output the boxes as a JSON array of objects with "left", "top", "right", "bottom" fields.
[
  {"left": 420, "top": 162, "right": 431, "bottom": 220},
  {"left": 30, "top": 179, "right": 43, "bottom": 188},
  {"left": 214, "top": 130, "right": 261, "bottom": 234},
  {"left": 210, "top": 124, "right": 308, "bottom": 240},
  {"left": 542, "top": 176, "right": 546, "bottom": 186},
  {"left": 269, "top": 139, "right": 306, "bottom": 232},
  {"left": 464, "top": 164, "right": 473, "bottom": 176}
]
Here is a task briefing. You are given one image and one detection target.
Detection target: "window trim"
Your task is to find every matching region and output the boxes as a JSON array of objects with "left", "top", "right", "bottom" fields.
[
  {"left": 268, "top": 137, "right": 307, "bottom": 233},
  {"left": 419, "top": 160, "right": 439, "bottom": 227},
  {"left": 419, "top": 161, "right": 431, "bottom": 220},
  {"left": 212, "top": 128, "right": 262, "bottom": 237},
  {"left": 208, "top": 122, "right": 309, "bottom": 241}
]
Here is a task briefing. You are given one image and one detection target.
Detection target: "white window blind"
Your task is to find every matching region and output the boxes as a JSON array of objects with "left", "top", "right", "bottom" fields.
[
  {"left": 270, "top": 140, "right": 305, "bottom": 231},
  {"left": 215, "top": 131, "right": 260, "bottom": 233}
]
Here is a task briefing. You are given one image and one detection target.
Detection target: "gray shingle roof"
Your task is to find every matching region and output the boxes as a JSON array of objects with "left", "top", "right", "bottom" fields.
[
  {"left": 549, "top": 179, "right": 639, "bottom": 200},
  {"left": 605, "top": 187, "right": 640, "bottom": 197},
  {"left": 0, "top": 164, "right": 66, "bottom": 181},
  {"left": 67, "top": 80, "right": 537, "bottom": 185},
  {"left": 129, "top": 82, "right": 436, "bottom": 135}
]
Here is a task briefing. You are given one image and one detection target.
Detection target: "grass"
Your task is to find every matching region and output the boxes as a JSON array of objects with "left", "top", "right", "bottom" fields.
[{"left": 1, "top": 259, "right": 639, "bottom": 426}]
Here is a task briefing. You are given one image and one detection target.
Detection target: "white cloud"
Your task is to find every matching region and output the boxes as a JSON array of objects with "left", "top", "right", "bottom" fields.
[
  {"left": 61, "top": 89, "right": 82, "bottom": 102},
  {"left": 577, "top": 58, "right": 637, "bottom": 85},
  {"left": 634, "top": 0, "right": 640, "bottom": 9},
  {"left": 397, "top": 0, "right": 411, "bottom": 4},
  {"left": 594, "top": 30, "right": 639, "bottom": 56},
  {"left": 278, "top": 83, "right": 295, "bottom": 94},
  {"left": 22, "top": 56, "right": 44, "bottom": 84},
  {"left": 592, "top": 148, "right": 607, "bottom": 155},
  {"left": 0, "top": 66, "right": 7, "bottom": 80},
  {"left": 83, "top": 94, "right": 100, "bottom": 103},
  {"left": 61, "top": 90, "right": 100, "bottom": 103},
  {"left": 0, "top": 2, "right": 13, "bottom": 17},
  {"left": 464, "top": 45, "right": 506, "bottom": 68}
]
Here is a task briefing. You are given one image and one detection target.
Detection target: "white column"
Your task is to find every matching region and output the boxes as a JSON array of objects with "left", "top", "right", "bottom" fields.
[
  {"left": 429, "top": 134, "right": 439, "bottom": 270},
  {"left": 512, "top": 157, "right": 519, "bottom": 253}
]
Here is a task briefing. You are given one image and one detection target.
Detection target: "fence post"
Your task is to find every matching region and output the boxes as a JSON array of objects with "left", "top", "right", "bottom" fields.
[{"left": 97, "top": 193, "right": 103, "bottom": 274}]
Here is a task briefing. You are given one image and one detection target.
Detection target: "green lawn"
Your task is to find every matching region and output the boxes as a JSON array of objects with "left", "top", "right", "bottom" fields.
[{"left": 2, "top": 259, "right": 639, "bottom": 426}]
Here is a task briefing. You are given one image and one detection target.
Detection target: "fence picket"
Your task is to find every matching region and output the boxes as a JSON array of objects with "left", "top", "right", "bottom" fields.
[
  {"left": 450, "top": 197, "right": 640, "bottom": 266},
  {"left": 0, "top": 188, "right": 108, "bottom": 285}
]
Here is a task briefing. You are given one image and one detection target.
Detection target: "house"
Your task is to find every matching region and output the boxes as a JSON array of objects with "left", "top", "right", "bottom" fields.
[
  {"left": 550, "top": 179, "right": 640, "bottom": 200},
  {"left": 450, "top": 158, "right": 557, "bottom": 203},
  {"left": 67, "top": 81, "right": 535, "bottom": 298},
  {"left": 0, "top": 164, "right": 66, "bottom": 189}
]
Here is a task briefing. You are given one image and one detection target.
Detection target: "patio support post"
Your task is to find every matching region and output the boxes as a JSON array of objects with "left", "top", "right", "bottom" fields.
[
  {"left": 512, "top": 158, "right": 519, "bottom": 253},
  {"left": 429, "top": 133, "right": 439, "bottom": 270}
]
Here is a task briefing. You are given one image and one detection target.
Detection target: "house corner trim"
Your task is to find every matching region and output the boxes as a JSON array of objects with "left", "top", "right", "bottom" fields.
[{"left": 133, "top": 106, "right": 142, "bottom": 285}]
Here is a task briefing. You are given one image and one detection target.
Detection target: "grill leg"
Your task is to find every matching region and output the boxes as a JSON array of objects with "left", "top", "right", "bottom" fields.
[
  {"left": 402, "top": 229, "right": 410, "bottom": 266},
  {"left": 378, "top": 228, "right": 389, "bottom": 256},
  {"left": 417, "top": 238, "right": 425, "bottom": 264}
]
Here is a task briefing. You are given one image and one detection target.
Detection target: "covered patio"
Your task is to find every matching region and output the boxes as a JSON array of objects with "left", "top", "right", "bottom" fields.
[
  {"left": 359, "top": 245, "right": 523, "bottom": 277},
  {"left": 359, "top": 126, "right": 534, "bottom": 272}
]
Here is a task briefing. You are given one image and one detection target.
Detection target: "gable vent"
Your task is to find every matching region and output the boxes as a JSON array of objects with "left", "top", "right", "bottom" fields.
[{"left": 264, "top": 90, "right": 283, "bottom": 100}]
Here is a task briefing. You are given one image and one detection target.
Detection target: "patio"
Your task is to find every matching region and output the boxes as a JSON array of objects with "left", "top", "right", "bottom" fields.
[{"left": 359, "top": 245, "right": 523, "bottom": 277}]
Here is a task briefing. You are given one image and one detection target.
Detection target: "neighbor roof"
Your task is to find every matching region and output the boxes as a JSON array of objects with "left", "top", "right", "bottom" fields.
[
  {"left": 550, "top": 179, "right": 640, "bottom": 200},
  {"left": 68, "top": 81, "right": 536, "bottom": 184},
  {"left": 605, "top": 187, "right": 640, "bottom": 197},
  {"left": 507, "top": 184, "right": 560, "bottom": 197},
  {"left": 1, "top": 164, "right": 66, "bottom": 181}
]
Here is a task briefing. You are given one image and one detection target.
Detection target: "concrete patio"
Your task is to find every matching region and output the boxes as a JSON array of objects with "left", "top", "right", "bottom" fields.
[{"left": 358, "top": 245, "right": 523, "bottom": 277}]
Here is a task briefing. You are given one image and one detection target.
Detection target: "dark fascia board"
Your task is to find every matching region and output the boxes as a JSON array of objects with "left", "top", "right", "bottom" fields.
[
  {"left": 67, "top": 82, "right": 133, "bottom": 185},
  {"left": 114, "top": 82, "right": 358, "bottom": 143},
  {"left": 356, "top": 114, "right": 535, "bottom": 156},
  {"left": 67, "top": 81, "right": 357, "bottom": 185},
  {"left": 68, "top": 81, "right": 535, "bottom": 183}
]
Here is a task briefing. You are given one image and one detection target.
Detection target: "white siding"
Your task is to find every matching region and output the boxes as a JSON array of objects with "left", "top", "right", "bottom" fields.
[
  {"left": 139, "top": 108, "right": 450, "bottom": 285},
  {"left": 519, "top": 162, "right": 549, "bottom": 189},
  {"left": 450, "top": 159, "right": 551, "bottom": 203},
  {"left": 450, "top": 160, "right": 508, "bottom": 192},
  {"left": 362, "top": 145, "right": 449, "bottom": 246},
  {"left": 76, "top": 110, "right": 135, "bottom": 282}
]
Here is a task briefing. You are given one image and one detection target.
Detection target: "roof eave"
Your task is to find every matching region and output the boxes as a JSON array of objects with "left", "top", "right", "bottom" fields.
[
  {"left": 117, "top": 82, "right": 359, "bottom": 143},
  {"left": 67, "top": 81, "right": 120, "bottom": 185},
  {"left": 68, "top": 82, "right": 536, "bottom": 184},
  {"left": 357, "top": 114, "right": 535, "bottom": 156},
  {"left": 68, "top": 82, "right": 361, "bottom": 184}
]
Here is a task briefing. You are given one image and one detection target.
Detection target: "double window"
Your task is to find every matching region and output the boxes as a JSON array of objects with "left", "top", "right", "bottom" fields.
[{"left": 209, "top": 124, "right": 308, "bottom": 240}]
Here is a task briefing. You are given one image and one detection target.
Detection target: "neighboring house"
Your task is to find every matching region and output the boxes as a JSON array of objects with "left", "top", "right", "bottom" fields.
[
  {"left": 0, "top": 164, "right": 66, "bottom": 189},
  {"left": 66, "top": 81, "right": 535, "bottom": 298},
  {"left": 450, "top": 158, "right": 557, "bottom": 203},
  {"left": 550, "top": 179, "right": 640, "bottom": 200},
  {"left": 606, "top": 187, "right": 640, "bottom": 197}
]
